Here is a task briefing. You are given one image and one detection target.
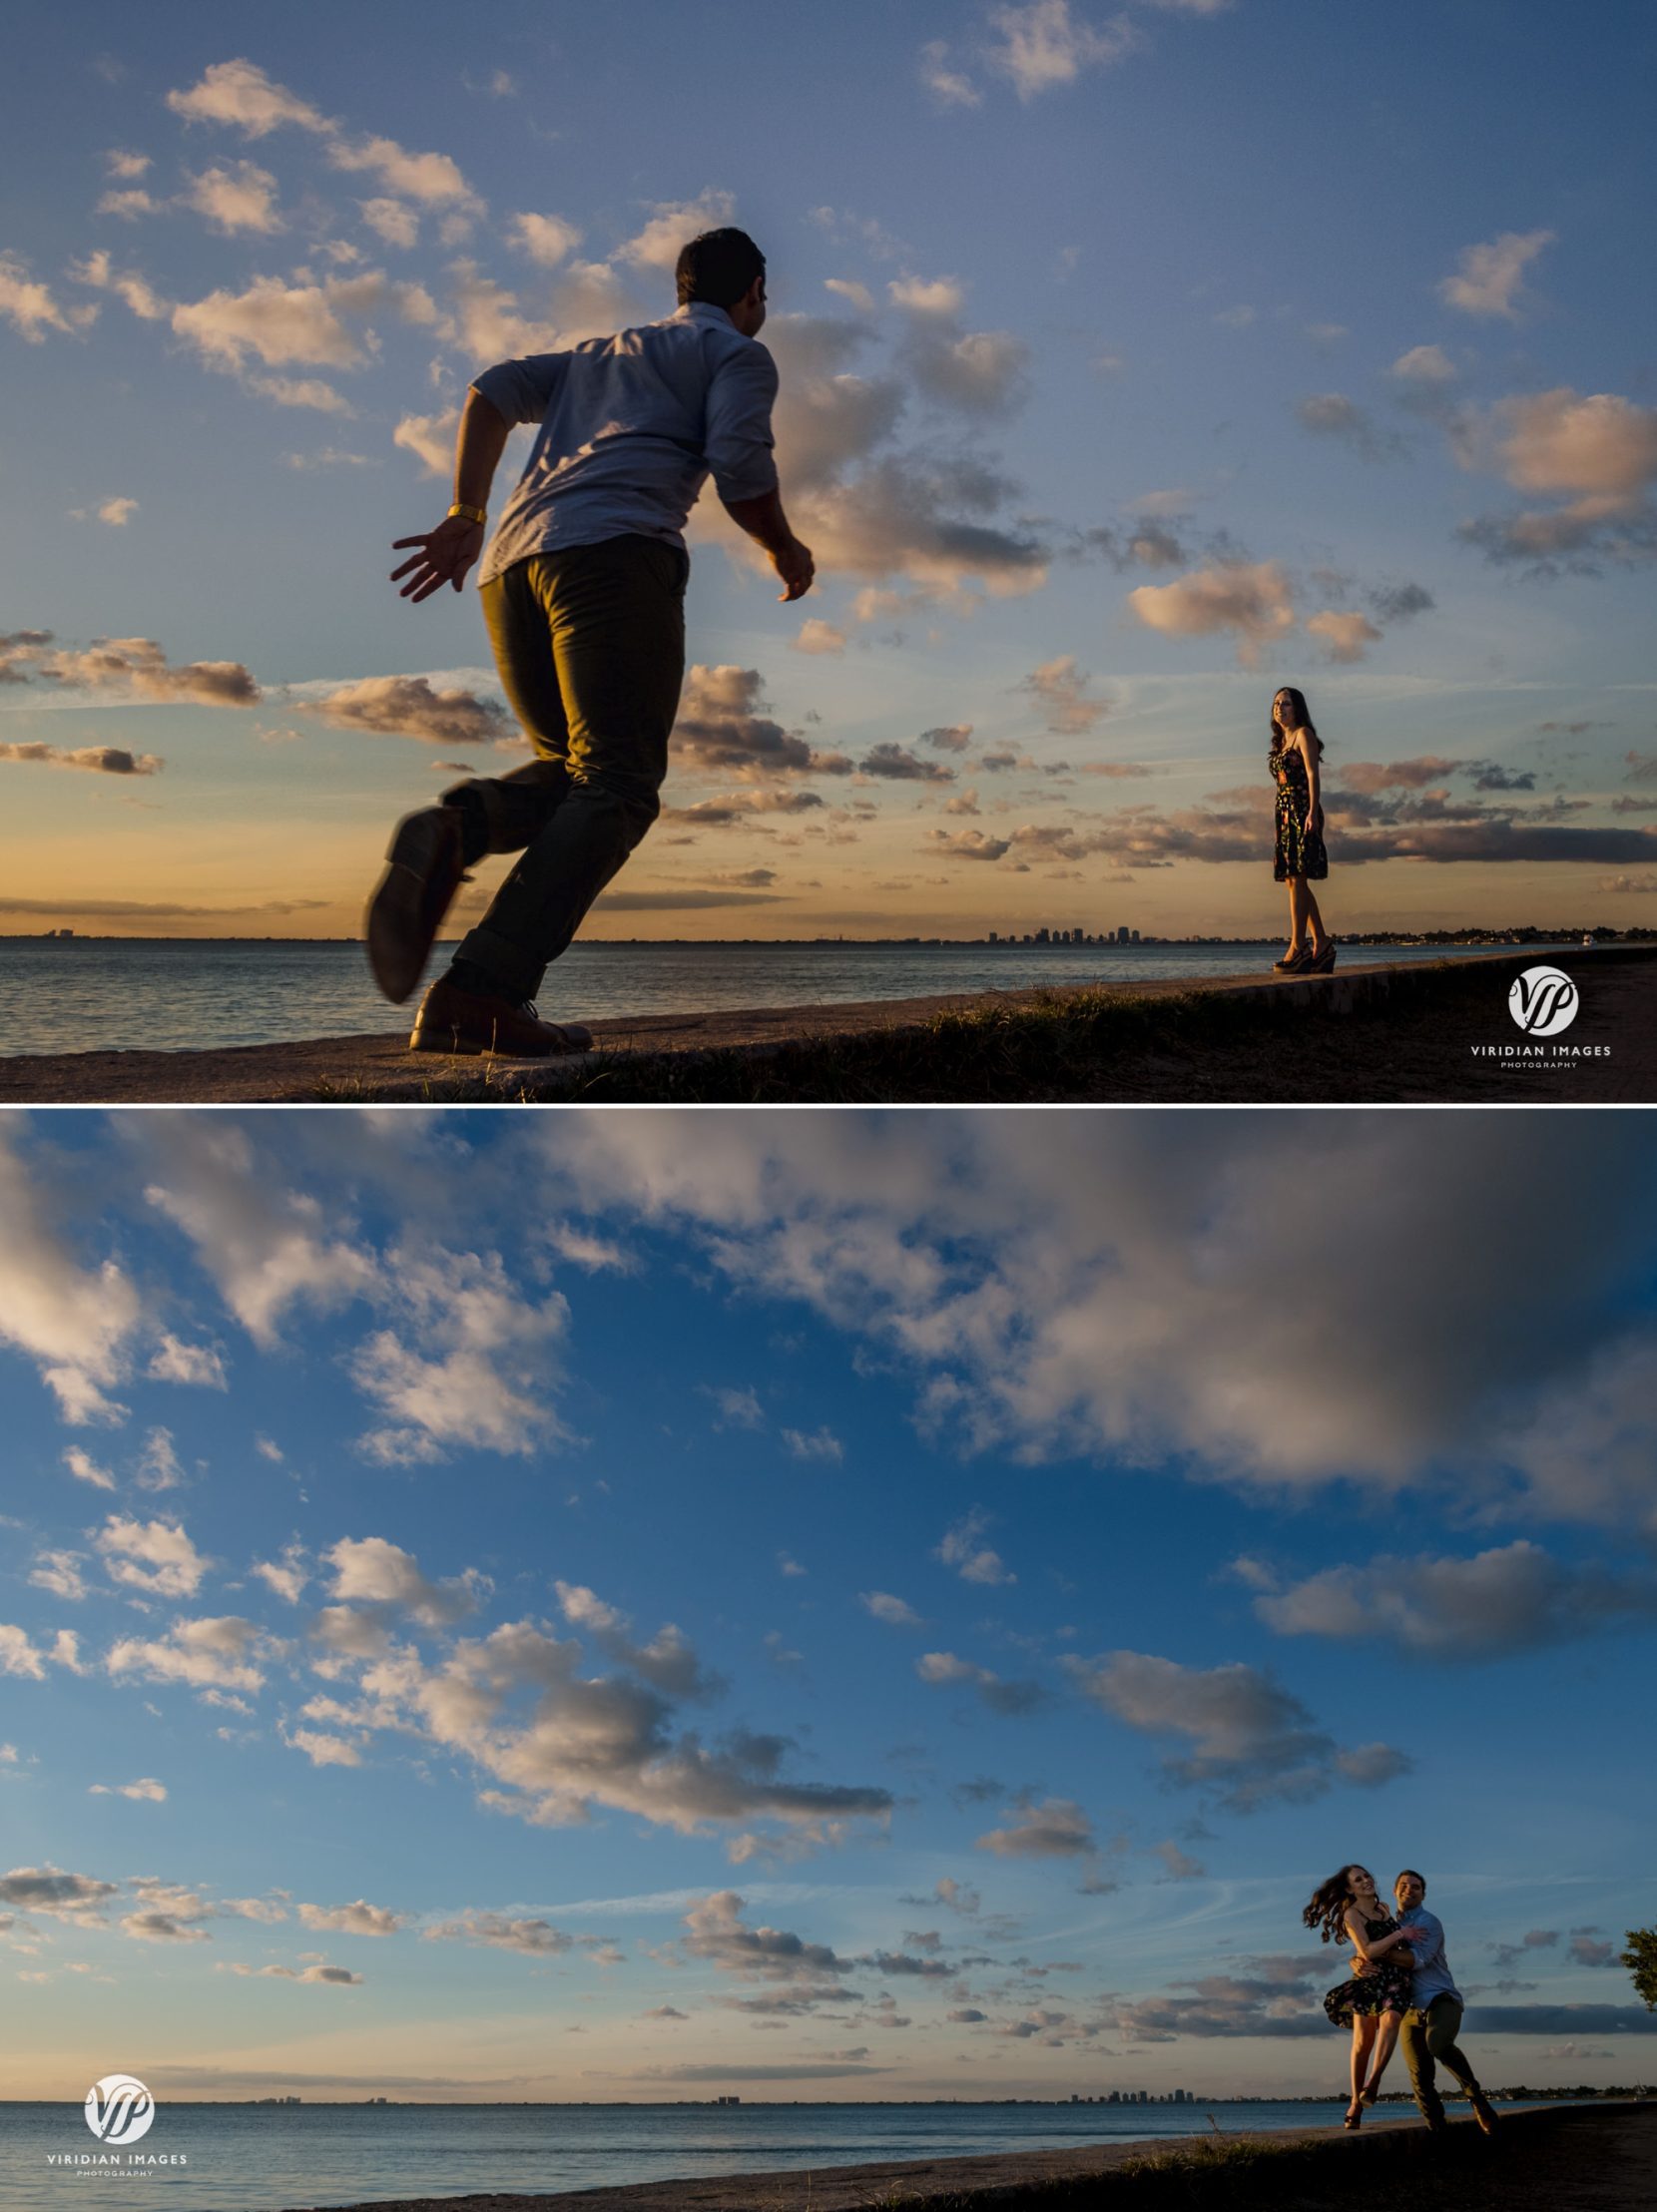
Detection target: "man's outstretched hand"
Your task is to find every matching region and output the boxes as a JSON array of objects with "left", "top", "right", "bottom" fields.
[
  {"left": 771, "top": 535, "right": 815, "bottom": 603},
  {"left": 391, "top": 515, "right": 484, "bottom": 603}
]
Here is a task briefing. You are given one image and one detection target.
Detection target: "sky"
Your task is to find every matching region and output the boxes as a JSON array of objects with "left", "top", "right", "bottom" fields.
[
  {"left": 2, "top": 1107, "right": 1655, "bottom": 2101},
  {"left": 2, "top": 1, "right": 1656, "bottom": 946}
]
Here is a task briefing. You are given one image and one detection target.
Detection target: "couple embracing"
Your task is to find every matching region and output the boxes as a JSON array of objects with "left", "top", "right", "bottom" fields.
[{"left": 1304, "top": 1865, "right": 1499, "bottom": 2136}]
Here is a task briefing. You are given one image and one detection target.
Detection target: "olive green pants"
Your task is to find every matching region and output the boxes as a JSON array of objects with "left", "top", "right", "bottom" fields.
[
  {"left": 444, "top": 534, "right": 688, "bottom": 1002},
  {"left": 1400, "top": 1996, "right": 1481, "bottom": 2125}
]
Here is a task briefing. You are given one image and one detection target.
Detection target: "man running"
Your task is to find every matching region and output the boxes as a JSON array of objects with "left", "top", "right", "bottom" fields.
[{"left": 368, "top": 225, "right": 814, "bottom": 1055}]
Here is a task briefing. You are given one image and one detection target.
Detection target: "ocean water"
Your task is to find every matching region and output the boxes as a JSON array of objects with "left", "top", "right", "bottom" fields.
[
  {"left": 0, "top": 2095, "right": 1518, "bottom": 2212},
  {"left": 0, "top": 938, "right": 1548, "bottom": 1059}
]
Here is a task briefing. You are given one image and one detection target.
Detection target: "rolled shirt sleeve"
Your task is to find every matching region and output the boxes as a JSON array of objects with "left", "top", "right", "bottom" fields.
[
  {"left": 704, "top": 342, "right": 780, "bottom": 504},
  {"left": 470, "top": 354, "right": 567, "bottom": 429}
]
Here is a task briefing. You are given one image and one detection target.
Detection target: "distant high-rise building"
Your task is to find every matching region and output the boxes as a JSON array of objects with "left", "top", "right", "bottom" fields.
[
  {"left": 1130, "top": 929, "right": 1140, "bottom": 943},
  {"left": 1036, "top": 926, "right": 1050, "bottom": 944},
  {"left": 1117, "top": 924, "right": 1131, "bottom": 943}
]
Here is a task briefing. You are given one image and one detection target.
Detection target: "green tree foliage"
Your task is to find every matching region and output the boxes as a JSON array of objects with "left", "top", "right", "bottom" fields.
[{"left": 1622, "top": 1926, "right": 1657, "bottom": 2010}]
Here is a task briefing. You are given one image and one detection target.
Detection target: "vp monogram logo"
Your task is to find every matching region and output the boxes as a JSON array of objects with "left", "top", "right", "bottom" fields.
[
  {"left": 84, "top": 2074, "right": 155, "bottom": 2144},
  {"left": 1508, "top": 964, "right": 1579, "bottom": 1037}
]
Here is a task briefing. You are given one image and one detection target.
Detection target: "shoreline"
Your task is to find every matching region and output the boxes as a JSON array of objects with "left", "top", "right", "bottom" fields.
[
  {"left": 2, "top": 944, "right": 1654, "bottom": 1105},
  {"left": 295, "top": 2101, "right": 1657, "bottom": 2212}
]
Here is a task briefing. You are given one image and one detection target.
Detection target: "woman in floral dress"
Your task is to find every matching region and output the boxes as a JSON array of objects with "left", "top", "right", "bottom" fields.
[
  {"left": 1270, "top": 685, "right": 1335, "bottom": 974},
  {"left": 1303, "top": 1863, "right": 1417, "bottom": 2127}
]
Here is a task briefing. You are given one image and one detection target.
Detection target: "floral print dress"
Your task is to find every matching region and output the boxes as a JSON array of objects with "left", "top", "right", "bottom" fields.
[
  {"left": 1272, "top": 740, "right": 1329, "bottom": 882},
  {"left": 1324, "top": 1913, "right": 1413, "bottom": 2028}
]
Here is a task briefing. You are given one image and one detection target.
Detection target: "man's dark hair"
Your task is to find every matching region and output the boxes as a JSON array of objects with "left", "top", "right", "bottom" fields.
[
  {"left": 1395, "top": 1869, "right": 1426, "bottom": 1892},
  {"left": 676, "top": 227, "right": 766, "bottom": 309}
]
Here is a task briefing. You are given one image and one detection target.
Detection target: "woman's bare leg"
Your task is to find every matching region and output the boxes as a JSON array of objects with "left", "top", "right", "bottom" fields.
[
  {"left": 1365, "top": 2010, "right": 1401, "bottom": 2097},
  {"left": 1350, "top": 2015, "right": 1378, "bottom": 2108},
  {"left": 1305, "top": 884, "right": 1328, "bottom": 954},
  {"left": 1286, "top": 876, "right": 1308, "bottom": 953}
]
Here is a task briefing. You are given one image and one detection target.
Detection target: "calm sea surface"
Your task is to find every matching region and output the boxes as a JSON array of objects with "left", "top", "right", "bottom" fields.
[
  {"left": 0, "top": 938, "right": 1551, "bottom": 1059},
  {"left": 0, "top": 2097, "right": 1554, "bottom": 2212}
]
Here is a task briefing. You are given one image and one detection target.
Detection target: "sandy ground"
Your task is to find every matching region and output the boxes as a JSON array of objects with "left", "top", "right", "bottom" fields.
[
  {"left": 3, "top": 947, "right": 1652, "bottom": 1105},
  {"left": 295, "top": 2102, "right": 1657, "bottom": 2212}
]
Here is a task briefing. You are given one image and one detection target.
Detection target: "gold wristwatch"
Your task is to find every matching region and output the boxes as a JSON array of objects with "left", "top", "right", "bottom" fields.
[{"left": 447, "top": 501, "right": 487, "bottom": 527}]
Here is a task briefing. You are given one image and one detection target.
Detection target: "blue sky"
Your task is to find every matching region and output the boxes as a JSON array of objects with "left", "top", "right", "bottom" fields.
[
  {"left": 3, "top": 1109, "right": 1654, "bottom": 2099},
  {"left": 1, "top": 1, "right": 1656, "bottom": 943}
]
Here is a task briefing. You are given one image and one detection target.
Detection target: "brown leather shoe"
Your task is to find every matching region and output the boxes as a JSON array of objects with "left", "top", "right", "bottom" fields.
[
  {"left": 1468, "top": 2088, "right": 1498, "bottom": 2134},
  {"left": 365, "top": 807, "right": 469, "bottom": 1004},
  {"left": 408, "top": 974, "right": 593, "bottom": 1058}
]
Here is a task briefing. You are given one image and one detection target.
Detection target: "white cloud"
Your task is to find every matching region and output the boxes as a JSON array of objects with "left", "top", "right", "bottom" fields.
[
  {"left": 985, "top": 1, "right": 1141, "bottom": 100},
  {"left": 148, "top": 1335, "right": 227, "bottom": 1388},
  {"left": 296, "top": 1899, "right": 401, "bottom": 1936},
  {"left": 29, "top": 1551, "right": 89, "bottom": 1602},
  {"left": 935, "top": 1508, "right": 1014, "bottom": 1585},
  {"left": 63, "top": 1448, "right": 115, "bottom": 1490},
  {"left": 27, "top": 635, "right": 259, "bottom": 708},
  {"left": 393, "top": 406, "right": 459, "bottom": 477},
  {"left": 887, "top": 276, "right": 965, "bottom": 317},
  {"left": 0, "top": 1626, "right": 47, "bottom": 1679},
  {"left": 1438, "top": 229, "right": 1554, "bottom": 318},
  {"left": 89, "top": 1778, "right": 167, "bottom": 1802},
  {"left": 183, "top": 162, "right": 283, "bottom": 236},
  {"left": 139, "top": 1118, "right": 377, "bottom": 1346},
  {"left": 1305, "top": 608, "right": 1381, "bottom": 663},
  {"left": 0, "top": 1128, "right": 141, "bottom": 1425},
  {"left": 423, "top": 1912, "right": 572, "bottom": 1954},
  {"left": 166, "top": 58, "right": 330, "bottom": 137},
  {"left": 793, "top": 619, "right": 847, "bottom": 655},
  {"left": 296, "top": 674, "right": 513, "bottom": 748},
  {"left": 1066, "top": 1649, "right": 1408, "bottom": 1811},
  {"left": 1022, "top": 655, "right": 1110, "bottom": 733},
  {"left": 824, "top": 278, "right": 875, "bottom": 313},
  {"left": 915, "top": 1651, "right": 1043, "bottom": 1715},
  {"left": 0, "top": 254, "right": 99, "bottom": 342},
  {"left": 781, "top": 1425, "right": 842, "bottom": 1461},
  {"left": 250, "top": 1544, "right": 308, "bottom": 1605},
  {"left": 324, "top": 1537, "right": 488, "bottom": 1626},
  {"left": 1251, "top": 1539, "right": 1657, "bottom": 1658},
  {"left": 349, "top": 1248, "right": 567, "bottom": 1462},
  {"left": 859, "top": 1592, "right": 922, "bottom": 1627},
  {"left": 358, "top": 198, "right": 418, "bottom": 250},
  {"left": 95, "top": 497, "right": 140, "bottom": 527},
  {"left": 107, "top": 1615, "right": 274, "bottom": 1694},
  {"left": 1127, "top": 560, "right": 1297, "bottom": 668},
  {"left": 1391, "top": 343, "right": 1454, "bottom": 381},
  {"left": 976, "top": 1795, "right": 1095, "bottom": 1858},
  {"left": 615, "top": 190, "right": 736, "bottom": 274},
  {"left": 509, "top": 213, "right": 584, "bottom": 268},
  {"left": 918, "top": 40, "right": 983, "bottom": 108},
  {"left": 93, "top": 1515, "right": 208, "bottom": 1599}
]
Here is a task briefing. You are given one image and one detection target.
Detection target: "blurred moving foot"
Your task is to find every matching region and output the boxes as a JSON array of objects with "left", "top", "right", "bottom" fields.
[
  {"left": 1468, "top": 2088, "right": 1498, "bottom": 2134},
  {"left": 1306, "top": 941, "right": 1338, "bottom": 974},
  {"left": 366, "top": 806, "right": 469, "bottom": 1004},
  {"left": 408, "top": 974, "right": 593, "bottom": 1058}
]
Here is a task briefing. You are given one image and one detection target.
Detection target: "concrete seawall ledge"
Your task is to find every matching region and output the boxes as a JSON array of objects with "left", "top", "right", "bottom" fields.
[
  {"left": 295, "top": 2101, "right": 1656, "bottom": 2212},
  {"left": 3, "top": 944, "right": 1652, "bottom": 1105}
]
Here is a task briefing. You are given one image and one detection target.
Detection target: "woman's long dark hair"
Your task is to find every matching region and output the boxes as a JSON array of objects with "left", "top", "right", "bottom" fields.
[
  {"left": 1303, "top": 1866, "right": 1364, "bottom": 1945},
  {"left": 1272, "top": 685, "right": 1324, "bottom": 760}
]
